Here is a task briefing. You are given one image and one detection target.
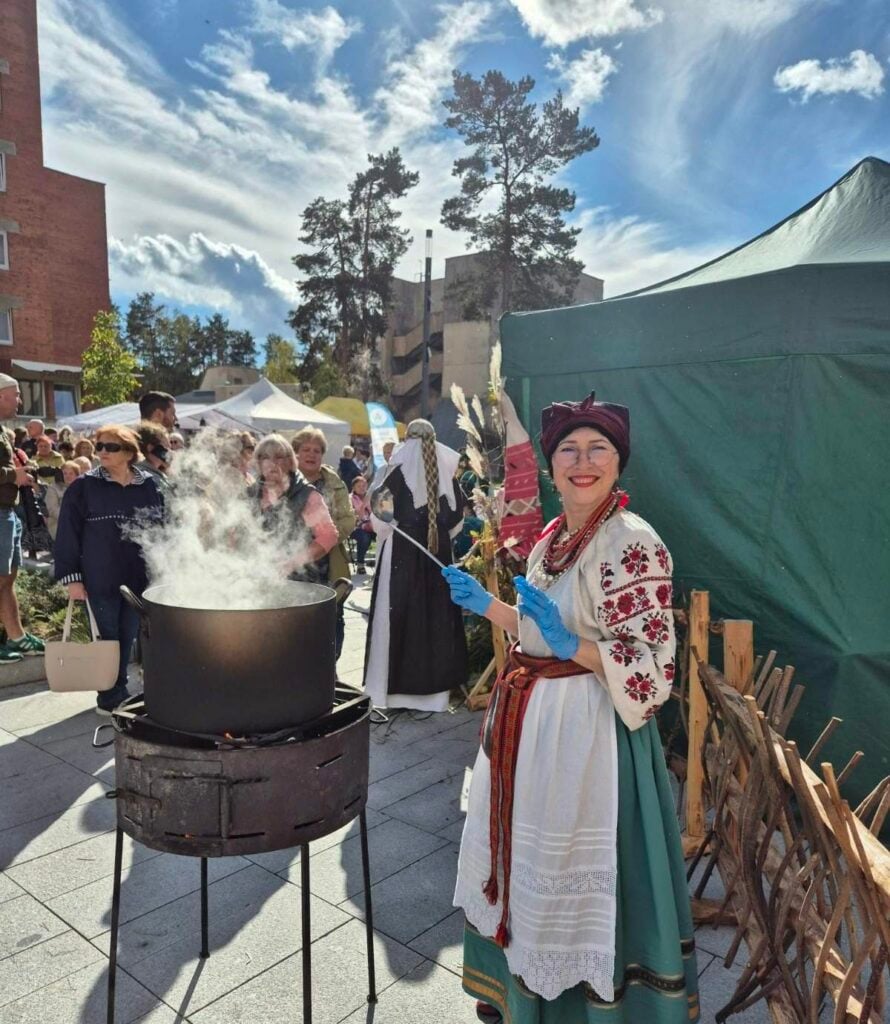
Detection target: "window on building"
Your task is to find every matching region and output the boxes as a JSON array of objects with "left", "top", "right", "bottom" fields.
[
  {"left": 0, "top": 154, "right": 5, "bottom": 193},
  {"left": 19, "top": 380, "right": 43, "bottom": 417},
  {"left": 53, "top": 385, "right": 78, "bottom": 419},
  {"left": 0, "top": 231, "right": 7, "bottom": 270},
  {"left": 0, "top": 309, "right": 12, "bottom": 345}
]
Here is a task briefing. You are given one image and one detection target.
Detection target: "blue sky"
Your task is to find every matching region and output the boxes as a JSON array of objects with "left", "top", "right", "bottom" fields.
[{"left": 37, "top": 0, "right": 890, "bottom": 342}]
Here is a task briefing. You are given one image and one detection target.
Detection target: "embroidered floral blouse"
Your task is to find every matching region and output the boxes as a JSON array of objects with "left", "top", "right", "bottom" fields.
[{"left": 523, "top": 508, "right": 676, "bottom": 730}]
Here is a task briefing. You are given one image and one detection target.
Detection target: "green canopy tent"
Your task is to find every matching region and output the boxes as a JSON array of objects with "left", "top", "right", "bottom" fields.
[{"left": 501, "top": 157, "right": 890, "bottom": 808}]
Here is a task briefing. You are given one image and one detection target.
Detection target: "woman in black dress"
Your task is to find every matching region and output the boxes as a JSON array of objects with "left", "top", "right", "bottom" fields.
[{"left": 363, "top": 419, "right": 468, "bottom": 711}]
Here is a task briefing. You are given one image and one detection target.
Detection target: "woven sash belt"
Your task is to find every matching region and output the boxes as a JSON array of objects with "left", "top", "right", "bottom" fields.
[{"left": 480, "top": 641, "right": 584, "bottom": 947}]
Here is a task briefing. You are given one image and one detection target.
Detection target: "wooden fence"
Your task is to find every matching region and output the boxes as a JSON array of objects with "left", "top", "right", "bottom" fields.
[{"left": 680, "top": 592, "right": 889, "bottom": 1023}]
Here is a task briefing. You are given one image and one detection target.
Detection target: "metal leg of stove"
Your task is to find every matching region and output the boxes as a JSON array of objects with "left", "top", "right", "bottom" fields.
[
  {"left": 300, "top": 844, "right": 312, "bottom": 1024},
  {"left": 359, "top": 810, "right": 377, "bottom": 1003},
  {"left": 106, "top": 826, "right": 124, "bottom": 1024},
  {"left": 200, "top": 858, "right": 209, "bottom": 959}
]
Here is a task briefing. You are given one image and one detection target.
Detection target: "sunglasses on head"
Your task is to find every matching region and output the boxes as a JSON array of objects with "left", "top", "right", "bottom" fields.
[{"left": 95, "top": 442, "right": 125, "bottom": 453}]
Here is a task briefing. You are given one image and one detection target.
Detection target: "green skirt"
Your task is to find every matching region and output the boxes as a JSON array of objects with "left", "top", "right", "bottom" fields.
[{"left": 462, "top": 715, "right": 700, "bottom": 1023}]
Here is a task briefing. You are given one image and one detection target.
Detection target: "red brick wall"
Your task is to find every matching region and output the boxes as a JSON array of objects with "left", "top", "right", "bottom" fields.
[{"left": 0, "top": 0, "right": 111, "bottom": 417}]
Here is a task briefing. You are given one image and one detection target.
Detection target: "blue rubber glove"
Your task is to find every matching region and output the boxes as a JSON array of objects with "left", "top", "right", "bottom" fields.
[
  {"left": 514, "top": 576, "right": 580, "bottom": 661},
  {"left": 441, "top": 565, "right": 493, "bottom": 616}
]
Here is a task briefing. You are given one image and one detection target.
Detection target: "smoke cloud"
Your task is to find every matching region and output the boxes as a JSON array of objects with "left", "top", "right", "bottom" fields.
[{"left": 128, "top": 431, "right": 318, "bottom": 610}]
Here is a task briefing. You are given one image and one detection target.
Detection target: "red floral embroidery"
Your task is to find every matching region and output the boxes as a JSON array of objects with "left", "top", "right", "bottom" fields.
[
  {"left": 624, "top": 671, "right": 656, "bottom": 703},
  {"left": 600, "top": 561, "right": 615, "bottom": 591},
  {"left": 599, "top": 586, "right": 653, "bottom": 629},
  {"left": 609, "top": 640, "right": 642, "bottom": 666},
  {"left": 662, "top": 659, "right": 675, "bottom": 682},
  {"left": 621, "top": 542, "right": 650, "bottom": 579},
  {"left": 656, "top": 583, "right": 672, "bottom": 609},
  {"left": 655, "top": 543, "right": 670, "bottom": 573},
  {"left": 642, "top": 703, "right": 662, "bottom": 722},
  {"left": 642, "top": 612, "right": 671, "bottom": 645}
]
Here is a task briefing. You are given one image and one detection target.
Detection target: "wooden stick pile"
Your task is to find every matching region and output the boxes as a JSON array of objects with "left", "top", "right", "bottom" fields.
[{"left": 690, "top": 653, "right": 890, "bottom": 1023}]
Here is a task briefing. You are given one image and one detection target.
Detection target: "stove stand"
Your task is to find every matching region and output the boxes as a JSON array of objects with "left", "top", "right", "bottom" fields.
[{"left": 97, "top": 687, "right": 376, "bottom": 1024}]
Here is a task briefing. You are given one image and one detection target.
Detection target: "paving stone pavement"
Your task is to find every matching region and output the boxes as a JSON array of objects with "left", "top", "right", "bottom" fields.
[{"left": 0, "top": 571, "right": 761, "bottom": 1023}]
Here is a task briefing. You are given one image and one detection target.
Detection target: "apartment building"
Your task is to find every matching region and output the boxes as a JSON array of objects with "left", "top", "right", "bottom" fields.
[{"left": 382, "top": 252, "right": 603, "bottom": 421}]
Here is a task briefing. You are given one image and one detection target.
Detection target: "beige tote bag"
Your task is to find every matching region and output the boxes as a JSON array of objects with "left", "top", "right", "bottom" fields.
[{"left": 45, "top": 598, "right": 120, "bottom": 693}]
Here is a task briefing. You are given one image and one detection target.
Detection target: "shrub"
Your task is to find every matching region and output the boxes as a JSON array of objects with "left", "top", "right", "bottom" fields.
[{"left": 1, "top": 568, "right": 91, "bottom": 644}]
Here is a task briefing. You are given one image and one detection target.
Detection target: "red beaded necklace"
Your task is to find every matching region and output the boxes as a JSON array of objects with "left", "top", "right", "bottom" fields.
[{"left": 538, "top": 488, "right": 628, "bottom": 584}]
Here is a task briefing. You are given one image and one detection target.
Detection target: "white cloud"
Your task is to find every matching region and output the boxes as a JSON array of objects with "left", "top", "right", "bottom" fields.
[
  {"left": 248, "top": 1, "right": 360, "bottom": 67},
  {"left": 547, "top": 48, "right": 617, "bottom": 108},
  {"left": 375, "top": 1, "right": 495, "bottom": 140},
  {"left": 573, "top": 206, "right": 729, "bottom": 297},
  {"left": 691, "top": 0, "right": 813, "bottom": 35},
  {"left": 508, "top": 0, "right": 662, "bottom": 47},
  {"left": 621, "top": 0, "right": 815, "bottom": 209},
  {"left": 774, "top": 49, "right": 885, "bottom": 101},
  {"left": 110, "top": 234, "right": 298, "bottom": 338}
]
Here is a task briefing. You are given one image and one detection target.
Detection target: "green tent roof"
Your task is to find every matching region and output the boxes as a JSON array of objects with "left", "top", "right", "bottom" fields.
[{"left": 621, "top": 156, "right": 890, "bottom": 295}]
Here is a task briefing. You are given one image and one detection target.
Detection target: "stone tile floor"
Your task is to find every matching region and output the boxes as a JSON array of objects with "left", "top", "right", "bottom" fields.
[{"left": 0, "top": 573, "right": 788, "bottom": 1023}]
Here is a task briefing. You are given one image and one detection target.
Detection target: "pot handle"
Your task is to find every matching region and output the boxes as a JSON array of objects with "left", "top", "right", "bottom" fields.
[
  {"left": 332, "top": 577, "right": 353, "bottom": 606},
  {"left": 120, "top": 585, "right": 148, "bottom": 616}
]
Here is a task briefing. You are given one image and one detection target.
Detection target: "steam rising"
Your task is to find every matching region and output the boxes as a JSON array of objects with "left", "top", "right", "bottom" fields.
[{"left": 128, "top": 432, "right": 319, "bottom": 610}]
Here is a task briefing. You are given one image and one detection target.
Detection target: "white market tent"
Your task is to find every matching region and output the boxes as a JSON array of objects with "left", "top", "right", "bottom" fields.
[
  {"left": 61, "top": 400, "right": 217, "bottom": 433},
  {"left": 60, "top": 402, "right": 143, "bottom": 432},
  {"left": 178, "top": 378, "right": 352, "bottom": 455}
]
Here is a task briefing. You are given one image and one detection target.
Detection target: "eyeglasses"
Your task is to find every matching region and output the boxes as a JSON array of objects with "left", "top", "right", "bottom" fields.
[
  {"left": 242, "top": 446, "right": 256, "bottom": 453},
  {"left": 95, "top": 442, "right": 125, "bottom": 453},
  {"left": 552, "top": 443, "right": 618, "bottom": 467},
  {"left": 258, "top": 454, "right": 290, "bottom": 463}
]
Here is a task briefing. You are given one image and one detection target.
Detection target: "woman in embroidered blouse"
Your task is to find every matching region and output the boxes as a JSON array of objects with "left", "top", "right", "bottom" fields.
[{"left": 443, "top": 392, "right": 698, "bottom": 1024}]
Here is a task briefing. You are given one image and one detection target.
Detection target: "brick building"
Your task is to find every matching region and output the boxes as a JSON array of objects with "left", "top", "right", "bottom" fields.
[{"left": 0, "top": 0, "right": 110, "bottom": 421}]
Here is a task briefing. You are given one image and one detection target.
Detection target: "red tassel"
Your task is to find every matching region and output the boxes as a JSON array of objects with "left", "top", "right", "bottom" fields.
[
  {"left": 482, "top": 877, "right": 499, "bottom": 905},
  {"left": 494, "top": 922, "right": 509, "bottom": 947}
]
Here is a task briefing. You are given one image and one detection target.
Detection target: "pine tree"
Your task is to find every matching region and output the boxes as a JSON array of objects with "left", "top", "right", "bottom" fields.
[
  {"left": 289, "top": 148, "right": 418, "bottom": 386},
  {"left": 124, "top": 292, "right": 165, "bottom": 387},
  {"left": 441, "top": 70, "right": 599, "bottom": 313},
  {"left": 227, "top": 329, "right": 256, "bottom": 367},
  {"left": 201, "top": 313, "right": 231, "bottom": 365},
  {"left": 81, "top": 310, "right": 140, "bottom": 408}
]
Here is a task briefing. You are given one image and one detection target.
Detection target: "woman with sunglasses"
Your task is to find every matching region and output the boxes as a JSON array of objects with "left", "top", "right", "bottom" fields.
[
  {"left": 443, "top": 392, "right": 698, "bottom": 1024},
  {"left": 54, "top": 424, "right": 165, "bottom": 715}
]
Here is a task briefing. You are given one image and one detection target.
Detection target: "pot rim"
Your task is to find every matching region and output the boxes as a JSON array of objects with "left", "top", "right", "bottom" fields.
[{"left": 141, "top": 580, "right": 336, "bottom": 613}]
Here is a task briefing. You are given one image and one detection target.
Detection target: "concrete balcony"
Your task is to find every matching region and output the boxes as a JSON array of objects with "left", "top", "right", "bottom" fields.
[
  {"left": 391, "top": 311, "right": 444, "bottom": 358},
  {"left": 390, "top": 350, "right": 443, "bottom": 396}
]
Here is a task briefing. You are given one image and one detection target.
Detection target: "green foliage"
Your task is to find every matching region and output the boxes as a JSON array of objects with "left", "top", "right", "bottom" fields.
[
  {"left": 0, "top": 569, "right": 91, "bottom": 643},
  {"left": 441, "top": 70, "right": 600, "bottom": 313},
  {"left": 262, "top": 334, "right": 300, "bottom": 384},
  {"left": 309, "top": 358, "right": 345, "bottom": 404},
  {"left": 81, "top": 310, "right": 140, "bottom": 408},
  {"left": 289, "top": 148, "right": 418, "bottom": 391},
  {"left": 123, "top": 293, "right": 257, "bottom": 394}
]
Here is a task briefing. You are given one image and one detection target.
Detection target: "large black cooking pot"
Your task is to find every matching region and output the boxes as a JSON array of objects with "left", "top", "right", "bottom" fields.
[{"left": 121, "top": 581, "right": 337, "bottom": 736}]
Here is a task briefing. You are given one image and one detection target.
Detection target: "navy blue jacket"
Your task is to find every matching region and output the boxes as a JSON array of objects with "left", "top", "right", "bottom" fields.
[{"left": 54, "top": 467, "right": 164, "bottom": 597}]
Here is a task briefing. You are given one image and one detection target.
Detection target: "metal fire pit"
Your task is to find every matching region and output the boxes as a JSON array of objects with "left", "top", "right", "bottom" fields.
[{"left": 95, "top": 685, "right": 375, "bottom": 1024}]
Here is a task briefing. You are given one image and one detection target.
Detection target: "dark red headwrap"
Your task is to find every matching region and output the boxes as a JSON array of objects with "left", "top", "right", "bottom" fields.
[{"left": 540, "top": 391, "right": 630, "bottom": 472}]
